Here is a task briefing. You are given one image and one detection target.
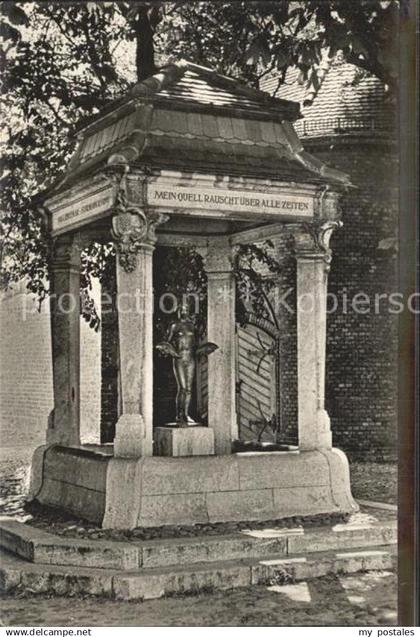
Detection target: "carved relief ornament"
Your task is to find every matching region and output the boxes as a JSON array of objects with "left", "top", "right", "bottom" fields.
[
  {"left": 111, "top": 207, "right": 148, "bottom": 272},
  {"left": 106, "top": 165, "right": 168, "bottom": 272}
]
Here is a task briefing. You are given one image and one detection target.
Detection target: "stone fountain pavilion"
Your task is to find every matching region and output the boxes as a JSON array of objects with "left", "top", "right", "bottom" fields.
[{"left": 29, "top": 61, "right": 358, "bottom": 529}]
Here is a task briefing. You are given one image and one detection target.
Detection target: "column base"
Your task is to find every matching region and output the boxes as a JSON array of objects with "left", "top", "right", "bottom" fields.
[
  {"left": 28, "top": 444, "right": 50, "bottom": 499},
  {"left": 316, "top": 409, "right": 332, "bottom": 448},
  {"left": 154, "top": 425, "right": 215, "bottom": 457},
  {"left": 299, "top": 409, "right": 332, "bottom": 450},
  {"left": 113, "top": 414, "right": 148, "bottom": 458}
]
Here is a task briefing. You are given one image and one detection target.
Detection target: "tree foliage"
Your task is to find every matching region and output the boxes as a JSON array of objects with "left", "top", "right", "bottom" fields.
[
  {"left": 167, "top": 1, "right": 401, "bottom": 92},
  {"left": 0, "top": 0, "right": 401, "bottom": 299}
]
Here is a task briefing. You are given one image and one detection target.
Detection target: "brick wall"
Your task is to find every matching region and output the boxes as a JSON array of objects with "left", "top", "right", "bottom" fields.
[
  {"left": 313, "top": 137, "right": 399, "bottom": 461},
  {"left": 270, "top": 233, "right": 298, "bottom": 445},
  {"left": 262, "top": 58, "right": 399, "bottom": 461},
  {"left": 0, "top": 281, "right": 101, "bottom": 449},
  {"left": 0, "top": 286, "right": 53, "bottom": 448},
  {"left": 237, "top": 136, "right": 398, "bottom": 460}
]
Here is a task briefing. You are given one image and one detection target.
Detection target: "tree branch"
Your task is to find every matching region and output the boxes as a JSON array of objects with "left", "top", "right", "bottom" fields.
[{"left": 46, "top": 100, "right": 70, "bottom": 127}]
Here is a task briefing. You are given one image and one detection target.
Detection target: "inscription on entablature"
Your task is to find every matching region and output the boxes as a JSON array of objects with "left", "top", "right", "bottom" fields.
[
  {"left": 49, "top": 184, "right": 114, "bottom": 234},
  {"left": 147, "top": 184, "right": 314, "bottom": 219}
]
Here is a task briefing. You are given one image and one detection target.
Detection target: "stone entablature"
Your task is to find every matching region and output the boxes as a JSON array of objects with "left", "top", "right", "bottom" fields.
[{"left": 46, "top": 168, "right": 342, "bottom": 237}]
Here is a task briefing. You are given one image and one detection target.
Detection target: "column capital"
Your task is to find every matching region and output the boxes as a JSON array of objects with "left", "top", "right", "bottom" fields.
[
  {"left": 314, "top": 186, "right": 343, "bottom": 220},
  {"left": 50, "top": 233, "right": 81, "bottom": 270},
  {"left": 200, "top": 241, "right": 234, "bottom": 275},
  {"left": 294, "top": 221, "right": 343, "bottom": 269}
]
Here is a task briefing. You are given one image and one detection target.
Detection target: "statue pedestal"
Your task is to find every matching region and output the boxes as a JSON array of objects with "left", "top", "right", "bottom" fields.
[{"left": 154, "top": 425, "right": 215, "bottom": 457}]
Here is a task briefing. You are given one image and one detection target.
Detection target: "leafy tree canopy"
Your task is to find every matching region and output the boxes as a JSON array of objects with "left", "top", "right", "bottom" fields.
[{"left": 0, "top": 0, "right": 401, "bottom": 299}]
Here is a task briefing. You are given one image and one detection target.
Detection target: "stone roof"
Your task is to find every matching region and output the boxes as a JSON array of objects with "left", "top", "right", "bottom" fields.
[
  {"left": 48, "top": 60, "right": 351, "bottom": 195},
  {"left": 261, "top": 55, "right": 395, "bottom": 139}
]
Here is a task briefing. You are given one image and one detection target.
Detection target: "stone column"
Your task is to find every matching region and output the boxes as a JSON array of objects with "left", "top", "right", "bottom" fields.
[
  {"left": 112, "top": 206, "right": 167, "bottom": 457},
  {"left": 202, "top": 241, "right": 238, "bottom": 454},
  {"left": 47, "top": 233, "right": 81, "bottom": 446},
  {"left": 295, "top": 222, "right": 341, "bottom": 450}
]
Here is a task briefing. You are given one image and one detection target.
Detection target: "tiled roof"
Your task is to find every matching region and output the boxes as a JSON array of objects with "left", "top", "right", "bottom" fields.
[
  {"left": 158, "top": 69, "right": 269, "bottom": 110},
  {"left": 261, "top": 56, "right": 395, "bottom": 138},
  {"left": 75, "top": 61, "right": 300, "bottom": 136},
  {"left": 44, "top": 61, "right": 352, "bottom": 195}
]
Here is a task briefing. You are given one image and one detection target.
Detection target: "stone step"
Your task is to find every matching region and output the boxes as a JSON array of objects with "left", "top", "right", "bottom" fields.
[
  {"left": 0, "top": 548, "right": 116, "bottom": 598},
  {"left": 0, "top": 518, "right": 396, "bottom": 571},
  {"left": 0, "top": 545, "right": 396, "bottom": 600},
  {"left": 139, "top": 522, "right": 397, "bottom": 569},
  {"left": 114, "top": 547, "right": 397, "bottom": 601},
  {"left": 0, "top": 520, "right": 140, "bottom": 571}
]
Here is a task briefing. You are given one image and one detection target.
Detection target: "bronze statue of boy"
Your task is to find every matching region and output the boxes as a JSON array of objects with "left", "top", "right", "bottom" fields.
[{"left": 156, "top": 303, "right": 217, "bottom": 426}]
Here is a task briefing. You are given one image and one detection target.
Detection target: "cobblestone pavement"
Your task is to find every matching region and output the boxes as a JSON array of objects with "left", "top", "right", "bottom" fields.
[
  {"left": 349, "top": 462, "right": 397, "bottom": 505},
  {"left": 0, "top": 447, "right": 32, "bottom": 520},
  {"left": 0, "top": 572, "right": 396, "bottom": 627}
]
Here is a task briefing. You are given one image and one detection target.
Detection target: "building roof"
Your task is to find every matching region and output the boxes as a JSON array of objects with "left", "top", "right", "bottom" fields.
[
  {"left": 46, "top": 60, "right": 351, "bottom": 197},
  {"left": 261, "top": 54, "right": 395, "bottom": 139}
]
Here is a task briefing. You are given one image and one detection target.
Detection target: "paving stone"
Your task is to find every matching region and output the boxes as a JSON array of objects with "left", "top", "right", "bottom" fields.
[
  {"left": 251, "top": 547, "right": 396, "bottom": 586},
  {"left": 0, "top": 517, "right": 397, "bottom": 574},
  {"left": 33, "top": 539, "right": 141, "bottom": 570},
  {"left": 0, "top": 571, "right": 398, "bottom": 626},
  {"left": 0, "top": 518, "right": 40, "bottom": 561}
]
